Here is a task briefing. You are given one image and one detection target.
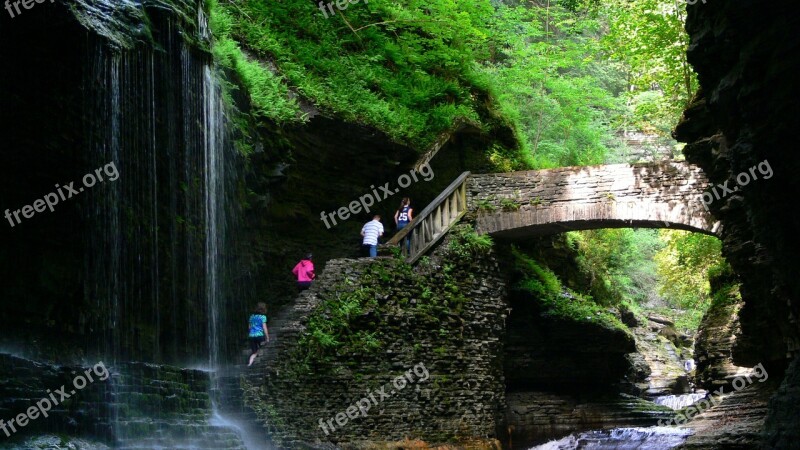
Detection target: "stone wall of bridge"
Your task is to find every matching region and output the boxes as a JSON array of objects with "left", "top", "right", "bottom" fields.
[{"left": 466, "top": 162, "right": 720, "bottom": 238}]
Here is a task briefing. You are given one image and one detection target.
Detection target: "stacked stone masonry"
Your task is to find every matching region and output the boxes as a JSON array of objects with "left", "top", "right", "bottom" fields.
[
  {"left": 467, "top": 162, "right": 719, "bottom": 237},
  {"left": 243, "top": 237, "right": 508, "bottom": 449}
]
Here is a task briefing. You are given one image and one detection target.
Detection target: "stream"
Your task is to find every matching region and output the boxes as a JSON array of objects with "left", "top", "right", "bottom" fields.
[
  {"left": 529, "top": 392, "right": 709, "bottom": 450},
  {"left": 531, "top": 426, "right": 693, "bottom": 449}
]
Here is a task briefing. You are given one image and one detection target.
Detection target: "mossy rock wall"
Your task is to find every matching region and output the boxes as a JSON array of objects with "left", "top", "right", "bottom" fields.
[{"left": 242, "top": 234, "right": 507, "bottom": 449}]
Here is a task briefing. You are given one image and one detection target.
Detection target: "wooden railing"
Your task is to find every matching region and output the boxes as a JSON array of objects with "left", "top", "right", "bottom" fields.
[{"left": 384, "top": 171, "right": 470, "bottom": 264}]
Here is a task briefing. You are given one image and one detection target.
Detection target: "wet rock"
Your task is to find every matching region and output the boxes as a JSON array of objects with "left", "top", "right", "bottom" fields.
[
  {"left": 504, "top": 391, "right": 675, "bottom": 448},
  {"left": 763, "top": 354, "right": 800, "bottom": 447},
  {"left": 632, "top": 327, "right": 691, "bottom": 397},
  {"left": 677, "top": 377, "right": 777, "bottom": 449},
  {"left": 619, "top": 305, "right": 639, "bottom": 328},
  {"left": 648, "top": 315, "right": 674, "bottom": 327},
  {"left": 692, "top": 278, "right": 755, "bottom": 392}
]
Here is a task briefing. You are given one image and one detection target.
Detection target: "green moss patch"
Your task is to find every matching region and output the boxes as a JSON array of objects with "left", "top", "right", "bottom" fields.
[{"left": 510, "top": 245, "right": 629, "bottom": 333}]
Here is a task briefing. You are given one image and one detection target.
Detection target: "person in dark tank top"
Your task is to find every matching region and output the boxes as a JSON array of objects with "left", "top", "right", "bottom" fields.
[{"left": 394, "top": 197, "right": 413, "bottom": 254}]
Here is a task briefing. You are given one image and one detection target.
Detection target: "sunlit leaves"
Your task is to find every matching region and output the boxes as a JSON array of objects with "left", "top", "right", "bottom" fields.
[
  {"left": 601, "top": 0, "right": 698, "bottom": 132},
  {"left": 654, "top": 230, "right": 726, "bottom": 311},
  {"left": 482, "top": 2, "right": 626, "bottom": 168}
]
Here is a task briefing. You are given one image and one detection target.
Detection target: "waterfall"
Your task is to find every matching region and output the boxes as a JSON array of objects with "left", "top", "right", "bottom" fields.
[
  {"left": 204, "top": 63, "right": 224, "bottom": 375},
  {"left": 82, "top": 1, "right": 244, "bottom": 368},
  {"left": 78, "top": 1, "right": 256, "bottom": 446},
  {"left": 653, "top": 393, "right": 707, "bottom": 410}
]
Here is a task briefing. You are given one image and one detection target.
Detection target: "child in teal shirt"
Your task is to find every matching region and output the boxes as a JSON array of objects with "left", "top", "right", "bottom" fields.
[{"left": 248, "top": 302, "right": 270, "bottom": 366}]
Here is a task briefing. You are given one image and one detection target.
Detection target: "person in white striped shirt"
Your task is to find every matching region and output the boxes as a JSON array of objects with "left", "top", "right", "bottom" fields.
[{"left": 360, "top": 215, "right": 384, "bottom": 258}]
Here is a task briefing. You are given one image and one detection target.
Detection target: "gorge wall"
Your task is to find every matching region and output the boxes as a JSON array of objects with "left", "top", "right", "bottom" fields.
[
  {"left": 675, "top": 0, "right": 800, "bottom": 446},
  {"left": 0, "top": 0, "right": 252, "bottom": 366},
  {"left": 0, "top": 353, "right": 246, "bottom": 448}
]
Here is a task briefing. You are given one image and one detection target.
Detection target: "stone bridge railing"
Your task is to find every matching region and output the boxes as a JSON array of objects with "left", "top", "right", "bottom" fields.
[{"left": 467, "top": 162, "right": 720, "bottom": 238}]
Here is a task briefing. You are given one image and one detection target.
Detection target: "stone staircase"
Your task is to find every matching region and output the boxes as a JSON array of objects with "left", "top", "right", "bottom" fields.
[
  {"left": 245, "top": 281, "right": 328, "bottom": 379},
  {"left": 244, "top": 258, "right": 388, "bottom": 381}
]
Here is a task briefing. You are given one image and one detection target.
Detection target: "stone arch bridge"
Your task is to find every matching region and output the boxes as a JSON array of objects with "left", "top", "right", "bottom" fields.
[{"left": 388, "top": 161, "right": 720, "bottom": 262}]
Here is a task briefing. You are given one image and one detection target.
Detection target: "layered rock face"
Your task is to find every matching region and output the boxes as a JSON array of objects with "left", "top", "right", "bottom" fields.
[
  {"left": 502, "top": 309, "right": 676, "bottom": 448},
  {"left": 503, "top": 391, "right": 673, "bottom": 448},
  {"left": 0, "top": 354, "right": 114, "bottom": 441},
  {"left": 676, "top": 0, "right": 800, "bottom": 367},
  {"left": 243, "top": 232, "right": 508, "bottom": 449},
  {"left": 678, "top": 379, "right": 775, "bottom": 450},
  {"left": 0, "top": 354, "right": 244, "bottom": 448},
  {"left": 675, "top": 0, "right": 800, "bottom": 446},
  {"left": 0, "top": 0, "right": 254, "bottom": 365},
  {"left": 498, "top": 237, "right": 683, "bottom": 448},
  {"left": 693, "top": 277, "right": 746, "bottom": 391},
  {"left": 632, "top": 322, "right": 692, "bottom": 397},
  {"left": 503, "top": 297, "right": 635, "bottom": 391}
]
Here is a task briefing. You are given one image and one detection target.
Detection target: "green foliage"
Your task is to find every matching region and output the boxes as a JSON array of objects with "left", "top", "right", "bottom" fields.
[
  {"left": 448, "top": 224, "right": 493, "bottom": 259},
  {"left": 654, "top": 231, "right": 719, "bottom": 308},
  {"left": 210, "top": 0, "right": 504, "bottom": 149},
  {"left": 601, "top": 0, "right": 698, "bottom": 136},
  {"left": 624, "top": 91, "right": 682, "bottom": 138},
  {"left": 529, "top": 196, "right": 545, "bottom": 207},
  {"left": 389, "top": 245, "right": 403, "bottom": 259},
  {"left": 511, "top": 246, "right": 562, "bottom": 299},
  {"left": 297, "top": 285, "right": 380, "bottom": 361},
  {"left": 293, "top": 257, "right": 478, "bottom": 372},
  {"left": 208, "top": 0, "right": 694, "bottom": 165},
  {"left": 208, "top": 0, "right": 302, "bottom": 123},
  {"left": 560, "top": 229, "right": 728, "bottom": 333},
  {"left": 654, "top": 230, "right": 727, "bottom": 313},
  {"left": 499, "top": 197, "right": 521, "bottom": 211},
  {"left": 483, "top": 3, "right": 627, "bottom": 168},
  {"left": 710, "top": 281, "right": 741, "bottom": 310},
  {"left": 568, "top": 229, "right": 663, "bottom": 306},
  {"left": 510, "top": 246, "right": 628, "bottom": 332},
  {"left": 476, "top": 198, "right": 496, "bottom": 212}
]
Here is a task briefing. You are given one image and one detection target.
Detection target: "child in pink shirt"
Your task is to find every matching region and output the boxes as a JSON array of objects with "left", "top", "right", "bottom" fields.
[{"left": 292, "top": 253, "right": 315, "bottom": 291}]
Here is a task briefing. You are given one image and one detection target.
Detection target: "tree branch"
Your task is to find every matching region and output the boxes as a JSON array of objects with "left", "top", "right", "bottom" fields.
[
  {"left": 353, "top": 19, "right": 439, "bottom": 32},
  {"left": 338, "top": 10, "right": 362, "bottom": 40}
]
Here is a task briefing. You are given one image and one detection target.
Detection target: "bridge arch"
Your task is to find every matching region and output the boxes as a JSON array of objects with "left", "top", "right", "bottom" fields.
[{"left": 467, "top": 162, "right": 720, "bottom": 238}]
